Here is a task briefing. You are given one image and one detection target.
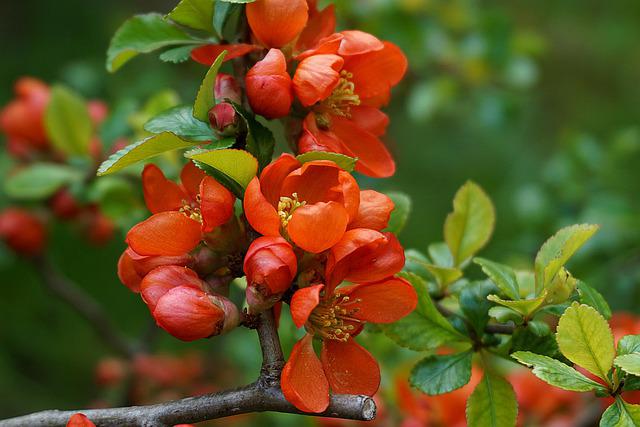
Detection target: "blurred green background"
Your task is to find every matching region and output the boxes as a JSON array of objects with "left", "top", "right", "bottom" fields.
[{"left": 1, "top": 0, "right": 639, "bottom": 423}]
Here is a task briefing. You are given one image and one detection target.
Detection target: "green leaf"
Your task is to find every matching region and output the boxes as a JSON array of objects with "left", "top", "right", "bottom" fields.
[
  {"left": 5, "top": 164, "right": 83, "bottom": 200},
  {"left": 487, "top": 293, "right": 546, "bottom": 317},
  {"left": 511, "top": 326, "right": 564, "bottom": 360},
  {"left": 219, "top": 0, "right": 255, "bottom": 3},
  {"left": 380, "top": 272, "right": 469, "bottom": 351},
  {"left": 98, "top": 132, "right": 198, "bottom": 176},
  {"left": 193, "top": 51, "right": 227, "bottom": 122},
  {"left": 489, "top": 306, "right": 523, "bottom": 324},
  {"left": 233, "top": 106, "right": 275, "bottom": 170},
  {"left": 466, "top": 373, "right": 517, "bottom": 427},
  {"left": 384, "top": 192, "right": 411, "bottom": 235},
  {"left": 619, "top": 336, "right": 640, "bottom": 356},
  {"left": 88, "top": 176, "right": 141, "bottom": 219},
  {"left": 474, "top": 258, "right": 520, "bottom": 300},
  {"left": 428, "top": 242, "right": 454, "bottom": 267},
  {"left": 404, "top": 249, "right": 432, "bottom": 279},
  {"left": 600, "top": 398, "right": 640, "bottom": 427},
  {"left": 144, "top": 106, "right": 215, "bottom": 142},
  {"left": 186, "top": 148, "right": 258, "bottom": 190},
  {"left": 424, "top": 263, "right": 463, "bottom": 288},
  {"left": 615, "top": 354, "right": 640, "bottom": 377},
  {"left": 296, "top": 151, "right": 357, "bottom": 172},
  {"left": 213, "top": 2, "right": 243, "bottom": 39},
  {"left": 166, "top": 0, "right": 215, "bottom": 32},
  {"left": 106, "top": 13, "right": 199, "bottom": 72},
  {"left": 444, "top": 181, "right": 496, "bottom": 266},
  {"left": 159, "top": 45, "right": 195, "bottom": 63},
  {"left": 410, "top": 351, "right": 473, "bottom": 395},
  {"left": 44, "top": 85, "right": 92, "bottom": 156},
  {"left": 556, "top": 303, "right": 615, "bottom": 382},
  {"left": 460, "top": 281, "right": 494, "bottom": 336},
  {"left": 512, "top": 351, "right": 608, "bottom": 392},
  {"left": 534, "top": 224, "right": 599, "bottom": 294},
  {"left": 577, "top": 281, "right": 612, "bottom": 320}
]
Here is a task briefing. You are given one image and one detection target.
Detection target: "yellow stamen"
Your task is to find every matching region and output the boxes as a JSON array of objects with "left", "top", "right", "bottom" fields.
[
  {"left": 180, "top": 199, "right": 202, "bottom": 222},
  {"left": 307, "top": 292, "right": 363, "bottom": 342},
  {"left": 277, "top": 193, "right": 306, "bottom": 229},
  {"left": 316, "top": 71, "right": 361, "bottom": 129}
]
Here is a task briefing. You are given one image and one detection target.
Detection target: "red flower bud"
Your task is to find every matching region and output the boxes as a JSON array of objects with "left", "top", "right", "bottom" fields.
[
  {"left": 245, "top": 49, "right": 293, "bottom": 119},
  {"left": 50, "top": 189, "right": 82, "bottom": 220},
  {"left": 86, "top": 209, "right": 115, "bottom": 246},
  {"left": 244, "top": 236, "right": 297, "bottom": 312},
  {"left": 0, "top": 208, "right": 46, "bottom": 256},
  {"left": 95, "top": 357, "right": 127, "bottom": 387},
  {"left": 66, "top": 414, "right": 96, "bottom": 427},
  {"left": 208, "top": 102, "right": 238, "bottom": 136},
  {"left": 117, "top": 247, "right": 193, "bottom": 293},
  {"left": 215, "top": 73, "right": 242, "bottom": 104}
]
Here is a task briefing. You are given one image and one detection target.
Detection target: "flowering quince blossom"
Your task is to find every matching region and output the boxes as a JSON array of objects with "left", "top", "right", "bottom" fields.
[
  {"left": 66, "top": 413, "right": 96, "bottom": 427},
  {"left": 0, "top": 208, "right": 47, "bottom": 256}
]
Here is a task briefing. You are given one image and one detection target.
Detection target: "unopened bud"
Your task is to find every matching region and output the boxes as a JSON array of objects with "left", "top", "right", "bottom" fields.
[
  {"left": 245, "top": 49, "right": 293, "bottom": 119},
  {"left": 0, "top": 208, "right": 46, "bottom": 256},
  {"left": 215, "top": 73, "right": 242, "bottom": 104},
  {"left": 209, "top": 294, "right": 240, "bottom": 334},
  {"left": 208, "top": 102, "right": 238, "bottom": 136}
]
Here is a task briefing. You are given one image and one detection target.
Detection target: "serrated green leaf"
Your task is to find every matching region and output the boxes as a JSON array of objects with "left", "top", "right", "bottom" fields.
[
  {"left": 444, "top": 181, "right": 496, "bottom": 266},
  {"left": 296, "top": 151, "right": 357, "bottom": 172},
  {"left": 410, "top": 351, "right": 473, "bottom": 395},
  {"left": 577, "top": 281, "right": 612, "bottom": 320},
  {"left": 474, "top": 258, "right": 520, "bottom": 300},
  {"left": 5, "top": 164, "right": 83, "bottom": 200},
  {"left": 511, "top": 326, "right": 564, "bottom": 360},
  {"left": 233, "top": 105, "right": 275, "bottom": 170},
  {"left": 144, "top": 106, "right": 215, "bottom": 142},
  {"left": 159, "top": 45, "right": 195, "bottom": 63},
  {"left": 600, "top": 398, "right": 640, "bottom": 427},
  {"left": 428, "top": 242, "right": 454, "bottom": 267},
  {"left": 384, "top": 191, "right": 411, "bottom": 235},
  {"left": 466, "top": 373, "right": 517, "bottom": 427},
  {"left": 404, "top": 249, "right": 431, "bottom": 279},
  {"left": 193, "top": 51, "right": 227, "bottom": 122},
  {"left": 487, "top": 293, "right": 546, "bottom": 317},
  {"left": 489, "top": 306, "right": 523, "bottom": 324},
  {"left": 107, "top": 13, "right": 200, "bottom": 72},
  {"left": 98, "top": 132, "right": 198, "bottom": 175},
  {"left": 380, "top": 272, "right": 469, "bottom": 351},
  {"left": 186, "top": 148, "right": 258, "bottom": 190},
  {"left": 534, "top": 224, "right": 599, "bottom": 294},
  {"left": 44, "top": 85, "right": 92, "bottom": 156},
  {"left": 619, "top": 336, "right": 640, "bottom": 356},
  {"left": 460, "top": 281, "right": 494, "bottom": 336},
  {"left": 166, "top": 0, "right": 215, "bottom": 32},
  {"left": 512, "top": 351, "right": 607, "bottom": 392},
  {"left": 556, "top": 303, "right": 615, "bottom": 382},
  {"left": 615, "top": 354, "right": 640, "bottom": 377},
  {"left": 425, "top": 263, "right": 463, "bottom": 288}
]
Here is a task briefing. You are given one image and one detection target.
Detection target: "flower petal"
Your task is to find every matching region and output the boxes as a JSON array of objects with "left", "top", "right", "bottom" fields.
[
  {"left": 126, "top": 212, "right": 202, "bottom": 256},
  {"left": 321, "top": 338, "right": 380, "bottom": 395},
  {"left": 343, "top": 277, "right": 417, "bottom": 323},
  {"left": 66, "top": 413, "right": 96, "bottom": 427},
  {"left": 293, "top": 54, "right": 344, "bottom": 107},
  {"left": 288, "top": 202, "right": 349, "bottom": 253},
  {"left": 338, "top": 30, "right": 384, "bottom": 56},
  {"left": 199, "top": 176, "right": 235, "bottom": 233},
  {"left": 259, "top": 153, "right": 301, "bottom": 206},
  {"left": 290, "top": 284, "right": 324, "bottom": 327},
  {"left": 180, "top": 161, "right": 206, "bottom": 201},
  {"left": 126, "top": 247, "right": 193, "bottom": 277},
  {"left": 117, "top": 250, "right": 144, "bottom": 293},
  {"left": 296, "top": 4, "right": 336, "bottom": 53},
  {"left": 142, "top": 164, "right": 187, "bottom": 214},
  {"left": 348, "top": 190, "right": 394, "bottom": 231},
  {"left": 245, "top": 49, "right": 293, "bottom": 119},
  {"left": 281, "top": 334, "right": 330, "bottom": 413},
  {"left": 247, "top": 0, "right": 309, "bottom": 48},
  {"left": 140, "top": 266, "right": 204, "bottom": 312},
  {"left": 191, "top": 44, "right": 261, "bottom": 66},
  {"left": 295, "top": 33, "right": 343, "bottom": 61},
  {"left": 349, "top": 106, "right": 389, "bottom": 137},
  {"left": 244, "top": 177, "right": 281, "bottom": 237}
]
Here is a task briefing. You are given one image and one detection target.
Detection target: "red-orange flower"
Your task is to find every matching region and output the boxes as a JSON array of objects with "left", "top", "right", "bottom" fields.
[
  {"left": 66, "top": 414, "right": 96, "bottom": 427},
  {"left": 245, "top": 49, "right": 293, "bottom": 119},
  {"left": 0, "top": 208, "right": 47, "bottom": 256},
  {"left": 117, "top": 246, "right": 193, "bottom": 293},
  {"left": 126, "top": 163, "right": 235, "bottom": 257},
  {"left": 247, "top": 0, "right": 309, "bottom": 49}
]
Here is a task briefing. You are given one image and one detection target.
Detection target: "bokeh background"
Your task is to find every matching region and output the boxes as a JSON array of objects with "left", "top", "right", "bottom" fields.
[{"left": 1, "top": 0, "right": 639, "bottom": 424}]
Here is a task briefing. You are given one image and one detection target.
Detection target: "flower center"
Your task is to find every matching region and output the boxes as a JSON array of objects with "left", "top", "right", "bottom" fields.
[
  {"left": 316, "top": 71, "right": 361, "bottom": 128},
  {"left": 307, "top": 292, "right": 362, "bottom": 342},
  {"left": 277, "top": 193, "right": 306, "bottom": 228},
  {"left": 180, "top": 197, "right": 202, "bottom": 223}
]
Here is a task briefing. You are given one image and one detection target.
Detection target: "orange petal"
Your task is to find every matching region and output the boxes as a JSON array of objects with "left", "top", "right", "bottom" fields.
[
  {"left": 199, "top": 176, "right": 235, "bottom": 233},
  {"left": 338, "top": 30, "right": 384, "bottom": 56},
  {"left": 66, "top": 413, "right": 96, "bottom": 427},
  {"left": 140, "top": 266, "right": 204, "bottom": 312},
  {"left": 288, "top": 202, "right": 349, "bottom": 253},
  {"left": 142, "top": 164, "right": 188, "bottom": 214},
  {"left": 259, "top": 153, "right": 300, "bottom": 206},
  {"left": 296, "top": 4, "right": 336, "bottom": 53},
  {"left": 295, "top": 33, "right": 343, "bottom": 61},
  {"left": 244, "top": 236, "right": 297, "bottom": 295},
  {"left": 243, "top": 177, "right": 281, "bottom": 236},
  {"left": 126, "top": 212, "right": 202, "bottom": 256},
  {"left": 281, "top": 334, "right": 330, "bottom": 413},
  {"left": 293, "top": 54, "right": 344, "bottom": 107},
  {"left": 247, "top": 0, "right": 309, "bottom": 48},
  {"left": 321, "top": 339, "right": 380, "bottom": 396},
  {"left": 344, "top": 42, "right": 408, "bottom": 107},
  {"left": 290, "top": 284, "right": 324, "bottom": 327},
  {"left": 299, "top": 113, "right": 350, "bottom": 154},
  {"left": 126, "top": 247, "right": 193, "bottom": 277},
  {"left": 349, "top": 106, "right": 389, "bottom": 137},
  {"left": 180, "top": 161, "right": 206, "bottom": 201},
  {"left": 117, "top": 250, "right": 144, "bottom": 293},
  {"left": 245, "top": 49, "right": 293, "bottom": 119},
  {"left": 191, "top": 44, "right": 261, "bottom": 66},
  {"left": 343, "top": 277, "right": 417, "bottom": 323},
  {"left": 349, "top": 190, "right": 394, "bottom": 231}
]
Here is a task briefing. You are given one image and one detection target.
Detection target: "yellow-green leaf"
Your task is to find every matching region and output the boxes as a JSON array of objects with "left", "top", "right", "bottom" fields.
[
  {"left": 444, "top": 181, "right": 495, "bottom": 266},
  {"left": 296, "top": 151, "right": 357, "bottom": 171},
  {"left": 474, "top": 257, "right": 520, "bottom": 300},
  {"left": 44, "top": 85, "right": 92, "bottom": 156},
  {"left": 193, "top": 51, "right": 227, "bottom": 122},
  {"left": 425, "top": 263, "right": 463, "bottom": 288},
  {"left": 615, "top": 354, "right": 640, "bottom": 377},
  {"left": 487, "top": 293, "right": 547, "bottom": 317},
  {"left": 186, "top": 148, "right": 258, "bottom": 189},
  {"left": 166, "top": 0, "right": 215, "bottom": 32},
  {"left": 556, "top": 303, "right": 615, "bottom": 382},
  {"left": 466, "top": 373, "right": 517, "bottom": 427},
  {"left": 600, "top": 398, "right": 640, "bottom": 427}
]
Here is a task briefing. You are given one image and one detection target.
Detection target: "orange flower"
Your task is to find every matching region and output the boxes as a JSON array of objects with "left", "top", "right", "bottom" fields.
[
  {"left": 293, "top": 32, "right": 408, "bottom": 178},
  {"left": 0, "top": 208, "right": 47, "bottom": 256},
  {"left": 245, "top": 49, "right": 293, "bottom": 119},
  {"left": 243, "top": 154, "right": 394, "bottom": 253},
  {"left": 126, "top": 163, "right": 235, "bottom": 257},
  {"left": 117, "top": 246, "right": 193, "bottom": 293},
  {"left": 247, "top": 0, "right": 309, "bottom": 49},
  {"left": 190, "top": 44, "right": 262, "bottom": 66},
  {"left": 66, "top": 414, "right": 96, "bottom": 427}
]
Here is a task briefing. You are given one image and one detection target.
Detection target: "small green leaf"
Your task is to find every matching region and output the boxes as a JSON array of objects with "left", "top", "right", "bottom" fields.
[
  {"left": 487, "top": 293, "right": 546, "bottom": 317},
  {"left": 233, "top": 106, "right": 275, "bottom": 170},
  {"left": 512, "top": 351, "right": 608, "bottom": 392},
  {"left": 466, "top": 373, "right": 517, "bottom": 427},
  {"left": 144, "top": 106, "right": 215, "bottom": 142},
  {"left": 534, "top": 224, "right": 599, "bottom": 294},
  {"left": 444, "top": 181, "right": 496, "bottom": 266},
  {"left": 403, "top": 249, "right": 431, "bottom": 279},
  {"left": 600, "top": 398, "right": 640, "bottom": 427},
  {"left": 577, "top": 281, "right": 612, "bottom": 320},
  {"left": 474, "top": 258, "right": 520, "bottom": 300},
  {"left": 186, "top": 148, "right": 258, "bottom": 189},
  {"left": 296, "top": 151, "right": 357, "bottom": 172},
  {"left": 166, "top": 0, "right": 215, "bottom": 32},
  {"left": 556, "top": 303, "right": 615, "bottom": 382},
  {"left": 159, "top": 45, "right": 195, "bottom": 63},
  {"left": 5, "top": 164, "right": 83, "bottom": 200},
  {"left": 410, "top": 351, "right": 473, "bottom": 395},
  {"left": 214, "top": 2, "right": 243, "bottom": 39},
  {"left": 425, "top": 263, "right": 463, "bottom": 288},
  {"left": 489, "top": 306, "right": 523, "bottom": 324},
  {"left": 44, "top": 85, "right": 92, "bottom": 156},
  {"left": 428, "top": 242, "right": 454, "bottom": 267},
  {"left": 615, "top": 354, "right": 640, "bottom": 377},
  {"left": 98, "top": 132, "right": 199, "bottom": 176},
  {"left": 460, "top": 281, "right": 494, "bottom": 336},
  {"left": 193, "top": 51, "right": 227, "bottom": 122},
  {"left": 512, "top": 326, "right": 564, "bottom": 360},
  {"left": 384, "top": 192, "right": 411, "bottom": 235},
  {"left": 619, "top": 336, "right": 640, "bottom": 356},
  {"left": 107, "top": 13, "right": 200, "bottom": 72}
]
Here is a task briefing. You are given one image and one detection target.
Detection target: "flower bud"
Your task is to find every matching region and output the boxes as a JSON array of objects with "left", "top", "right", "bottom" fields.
[
  {"left": 0, "top": 208, "right": 46, "bottom": 256},
  {"left": 544, "top": 267, "right": 577, "bottom": 305},
  {"left": 209, "top": 294, "right": 241, "bottom": 334},
  {"left": 66, "top": 414, "right": 96, "bottom": 427},
  {"left": 208, "top": 102, "right": 238, "bottom": 136},
  {"left": 117, "top": 247, "right": 193, "bottom": 293},
  {"left": 244, "top": 236, "right": 297, "bottom": 312},
  {"left": 50, "top": 189, "right": 82, "bottom": 220},
  {"left": 215, "top": 73, "right": 242, "bottom": 104},
  {"left": 95, "top": 357, "right": 127, "bottom": 387},
  {"left": 245, "top": 49, "right": 293, "bottom": 119},
  {"left": 86, "top": 209, "right": 115, "bottom": 246}
]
